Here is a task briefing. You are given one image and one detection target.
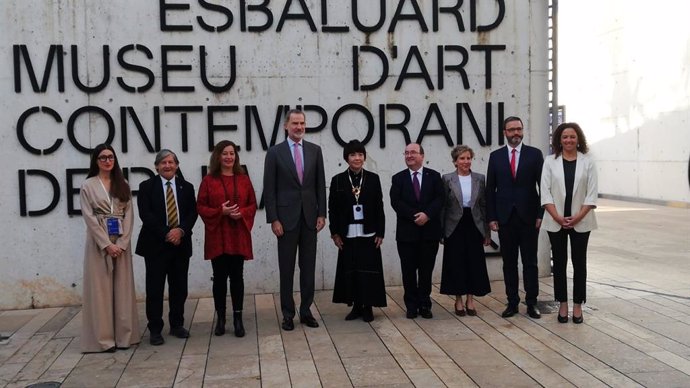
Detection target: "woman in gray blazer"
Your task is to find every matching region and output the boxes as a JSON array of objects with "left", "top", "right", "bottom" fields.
[
  {"left": 541, "top": 123, "right": 598, "bottom": 324},
  {"left": 440, "top": 145, "right": 491, "bottom": 316}
]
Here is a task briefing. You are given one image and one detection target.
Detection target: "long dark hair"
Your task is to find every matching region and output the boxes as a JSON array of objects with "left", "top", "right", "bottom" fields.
[
  {"left": 87, "top": 143, "right": 131, "bottom": 202},
  {"left": 551, "top": 122, "right": 589, "bottom": 157},
  {"left": 208, "top": 140, "right": 245, "bottom": 176}
]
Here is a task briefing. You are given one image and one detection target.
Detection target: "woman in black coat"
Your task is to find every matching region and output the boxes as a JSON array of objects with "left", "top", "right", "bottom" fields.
[{"left": 329, "top": 140, "right": 386, "bottom": 322}]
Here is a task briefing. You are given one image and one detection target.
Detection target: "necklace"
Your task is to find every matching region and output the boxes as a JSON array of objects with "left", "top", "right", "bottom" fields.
[{"left": 348, "top": 171, "right": 364, "bottom": 204}]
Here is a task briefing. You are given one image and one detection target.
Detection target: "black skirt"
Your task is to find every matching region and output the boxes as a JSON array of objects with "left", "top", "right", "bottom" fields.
[
  {"left": 440, "top": 210, "right": 491, "bottom": 296},
  {"left": 332, "top": 235, "right": 387, "bottom": 307}
]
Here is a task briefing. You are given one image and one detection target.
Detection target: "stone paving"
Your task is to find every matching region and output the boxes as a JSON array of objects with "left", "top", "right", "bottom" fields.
[{"left": 1, "top": 199, "right": 689, "bottom": 387}]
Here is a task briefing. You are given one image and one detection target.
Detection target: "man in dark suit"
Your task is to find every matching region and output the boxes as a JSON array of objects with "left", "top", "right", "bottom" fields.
[
  {"left": 135, "top": 149, "right": 198, "bottom": 345},
  {"left": 263, "top": 109, "right": 327, "bottom": 331},
  {"left": 486, "top": 116, "right": 544, "bottom": 319},
  {"left": 390, "top": 143, "right": 444, "bottom": 319}
]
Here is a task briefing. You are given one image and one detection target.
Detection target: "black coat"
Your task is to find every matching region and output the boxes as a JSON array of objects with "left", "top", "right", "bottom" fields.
[
  {"left": 328, "top": 169, "right": 385, "bottom": 238},
  {"left": 135, "top": 175, "right": 198, "bottom": 258},
  {"left": 390, "top": 167, "right": 444, "bottom": 242},
  {"left": 485, "top": 145, "right": 545, "bottom": 225}
]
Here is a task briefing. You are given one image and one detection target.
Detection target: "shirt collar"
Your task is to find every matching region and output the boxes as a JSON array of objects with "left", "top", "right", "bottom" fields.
[
  {"left": 509, "top": 143, "right": 523, "bottom": 153},
  {"left": 348, "top": 168, "right": 363, "bottom": 179},
  {"left": 409, "top": 166, "right": 424, "bottom": 175},
  {"left": 162, "top": 176, "right": 177, "bottom": 186}
]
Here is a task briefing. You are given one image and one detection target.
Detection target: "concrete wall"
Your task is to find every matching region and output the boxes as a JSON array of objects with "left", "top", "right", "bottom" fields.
[
  {"left": 559, "top": 0, "right": 690, "bottom": 205},
  {"left": 0, "top": 0, "right": 548, "bottom": 309}
]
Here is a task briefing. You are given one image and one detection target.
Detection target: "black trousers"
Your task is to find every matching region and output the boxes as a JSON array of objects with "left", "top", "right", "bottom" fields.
[
  {"left": 144, "top": 248, "right": 190, "bottom": 334},
  {"left": 396, "top": 240, "right": 439, "bottom": 312},
  {"left": 277, "top": 217, "right": 317, "bottom": 319},
  {"left": 498, "top": 210, "right": 539, "bottom": 307},
  {"left": 211, "top": 254, "right": 245, "bottom": 314},
  {"left": 548, "top": 229, "right": 590, "bottom": 304}
]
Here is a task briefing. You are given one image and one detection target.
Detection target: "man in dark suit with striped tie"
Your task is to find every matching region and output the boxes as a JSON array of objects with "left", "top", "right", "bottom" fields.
[{"left": 136, "top": 149, "right": 198, "bottom": 345}]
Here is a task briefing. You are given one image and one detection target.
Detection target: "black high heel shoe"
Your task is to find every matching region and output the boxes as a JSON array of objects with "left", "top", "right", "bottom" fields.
[
  {"left": 557, "top": 303, "right": 569, "bottom": 323},
  {"left": 465, "top": 302, "right": 477, "bottom": 316},
  {"left": 572, "top": 304, "right": 584, "bottom": 324}
]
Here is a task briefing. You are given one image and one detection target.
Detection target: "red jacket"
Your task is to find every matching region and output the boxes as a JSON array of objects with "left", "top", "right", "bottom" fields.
[{"left": 197, "top": 174, "right": 257, "bottom": 260}]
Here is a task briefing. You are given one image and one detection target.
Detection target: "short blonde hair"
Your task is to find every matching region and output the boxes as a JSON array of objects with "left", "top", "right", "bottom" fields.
[{"left": 450, "top": 145, "right": 474, "bottom": 161}]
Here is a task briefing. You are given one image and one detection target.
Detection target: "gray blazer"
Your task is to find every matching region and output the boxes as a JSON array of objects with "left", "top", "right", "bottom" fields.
[
  {"left": 263, "top": 139, "right": 327, "bottom": 231},
  {"left": 441, "top": 171, "right": 490, "bottom": 239}
]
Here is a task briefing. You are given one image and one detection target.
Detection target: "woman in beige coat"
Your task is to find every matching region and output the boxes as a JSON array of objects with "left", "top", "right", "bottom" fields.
[{"left": 80, "top": 144, "right": 140, "bottom": 352}]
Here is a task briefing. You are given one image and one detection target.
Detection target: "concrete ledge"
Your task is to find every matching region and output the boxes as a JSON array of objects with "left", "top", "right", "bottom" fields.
[{"left": 599, "top": 193, "right": 690, "bottom": 208}]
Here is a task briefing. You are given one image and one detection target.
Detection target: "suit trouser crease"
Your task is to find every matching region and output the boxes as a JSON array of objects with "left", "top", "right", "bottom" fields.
[
  {"left": 548, "top": 229, "right": 590, "bottom": 304},
  {"left": 211, "top": 254, "right": 245, "bottom": 313},
  {"left": 278, "top": 217, "right": 317, "bottom": 319},
  {"left": 499, "top": 211, "right": 539, "bottom": 307},
  {"left": 144, "top": 250, "right": 189, "bottom": 334},
  {"left": 397, "top": 240, "right": 439, "bottom": 311}
]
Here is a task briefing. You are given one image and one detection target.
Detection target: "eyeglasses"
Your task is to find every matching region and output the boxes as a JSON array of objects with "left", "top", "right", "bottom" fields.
[
  {"left": 97, "top": 155, "right": 115, "bottom": 162},
  {"left": 403, "top": 151, "right": 420, "bottom": 156}
]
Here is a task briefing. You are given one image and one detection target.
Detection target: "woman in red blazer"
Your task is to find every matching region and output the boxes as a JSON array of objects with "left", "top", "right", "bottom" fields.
[{"left": 197, "top": 140, "right": 257, "bottom": 337}]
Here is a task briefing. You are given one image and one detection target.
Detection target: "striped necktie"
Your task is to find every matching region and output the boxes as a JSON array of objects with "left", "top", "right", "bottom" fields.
[{"left": 166, "top": 181, "right": 178, "bottom": 228}]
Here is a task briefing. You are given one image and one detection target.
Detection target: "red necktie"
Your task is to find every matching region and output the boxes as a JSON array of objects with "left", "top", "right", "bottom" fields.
[
  {"left": 412, "top": 171, "right": 421, "bottom": 201},
  {"left": 510, "top": 148, "right": 517, "bottom": 179}
]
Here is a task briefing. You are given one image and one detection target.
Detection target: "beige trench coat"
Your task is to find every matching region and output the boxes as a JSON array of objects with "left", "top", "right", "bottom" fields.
[{"left": 79, "top": 176, "right": 140, "bottom": 352}]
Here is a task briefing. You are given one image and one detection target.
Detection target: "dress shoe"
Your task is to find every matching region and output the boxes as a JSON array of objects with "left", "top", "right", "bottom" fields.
[
  {"left": 105, "top": 346, "right": 117, "bottom": 353},
  {"left": 282, "top": 318, "right": 294, "bottom": 331},
  {"left": 557, "top": 314, "right": 569, "bottom": 323},
  {"left": 501, "top": 305, "right": 519, "bottom": 318},
  {"left": 419, "top": 308, "right": 433, "bottom": 319},
  {"left": 465, "top": 303, "right": 477, "bottom": 317},
  {"left": 150, "top": 333, "right": 165, "bottom": 346},
  {"left": 406, "top": 310, "right": 418, "bottom": 319},
  {"left": 215, "top": 312, "right": 226, "bottom": 336},
  {"left": 300, "top": 315, "right": 319, "bottom": 328},
  {"left": 169, "top": 326, "right": 190, "bottom": 338},
  {"left": 345, "top": 305, "right": 362, "bottom": 321},
  {"left": 572, "top": 314, "right": 584, "bottom": 324},
  {"left": 455, "top": 308, "right": 466, "bottom": 317},
  {"left": 527, "top": 305, "right": 541, "bottom": 319},
  {"left": 362, "top": 306, "right": 374, "bottom": 322}
]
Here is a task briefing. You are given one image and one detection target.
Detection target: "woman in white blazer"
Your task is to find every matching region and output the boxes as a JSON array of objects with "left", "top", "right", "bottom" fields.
[{"left": 541, "top": 123, "right": 598, "bottom": 324}]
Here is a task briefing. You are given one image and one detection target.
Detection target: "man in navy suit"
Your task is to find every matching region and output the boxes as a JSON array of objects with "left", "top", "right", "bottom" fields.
[
  {"left": 486, "top": 116, "right": 544, "bottom": 319},
  {"left": 390, "top": 143, "right": 444, "bottom": 319},
  {"left": 136, "top": 149, "right": 198, "bottom": 345},
  {"left": 263, "top": 109, "right": 327, "bottom": 331}
]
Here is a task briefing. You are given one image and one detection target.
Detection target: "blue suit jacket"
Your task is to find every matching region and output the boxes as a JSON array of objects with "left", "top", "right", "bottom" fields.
[
  {"left": 390, "top": 167, "right": 444, "bottom": 242},
  {"left": 485, "top": 145, "right": 544, "bottom": 225}
]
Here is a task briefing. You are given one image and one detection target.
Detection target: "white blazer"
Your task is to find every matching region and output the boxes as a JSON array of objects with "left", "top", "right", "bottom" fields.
[{"left": 540, "top": 152, "right": 598, "bottom": 232}]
